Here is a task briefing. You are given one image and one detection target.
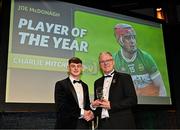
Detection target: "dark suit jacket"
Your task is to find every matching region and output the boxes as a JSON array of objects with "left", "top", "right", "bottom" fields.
[
  {"left": 94, "top": 71, "right": 137, "bottom": 129},
  {"left": 54, "top": 77, "right": 91, "bottom": 129}
]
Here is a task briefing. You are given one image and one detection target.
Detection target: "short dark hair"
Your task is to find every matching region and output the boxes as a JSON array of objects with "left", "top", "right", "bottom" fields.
[{"left": 68, "top": 57, "right": 82, "bottom": 65}]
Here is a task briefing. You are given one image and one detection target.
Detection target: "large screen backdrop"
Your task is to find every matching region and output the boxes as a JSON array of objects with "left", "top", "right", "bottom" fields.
[{"left": 6, "top": 0, "right": 171, "bottom": 104}]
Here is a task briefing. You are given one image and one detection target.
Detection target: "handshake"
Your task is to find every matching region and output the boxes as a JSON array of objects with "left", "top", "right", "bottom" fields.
[{"left": 83, "top": 110, "right": 94, "bottom": 121}]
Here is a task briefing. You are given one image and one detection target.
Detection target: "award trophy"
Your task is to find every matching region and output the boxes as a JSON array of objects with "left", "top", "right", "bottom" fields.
[
  {"left": 96, "top": 87, "right": 103, "bottom": 100},
  {"left": 94, "top": 87, "right": 103, "bottom": 129}
]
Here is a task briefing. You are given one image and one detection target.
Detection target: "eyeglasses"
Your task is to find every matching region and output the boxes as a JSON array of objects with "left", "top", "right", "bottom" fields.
[{"left": 99, "top": 59, "right": 113, "bottom": 64}]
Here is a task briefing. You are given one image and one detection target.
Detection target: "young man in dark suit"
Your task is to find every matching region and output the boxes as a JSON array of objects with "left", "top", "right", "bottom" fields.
[
  {"left": 54, "top": 57, "right": 94, "bottom": 129},
  {"left": 91, "top": 51, "right": 137, "bottom": 129}
]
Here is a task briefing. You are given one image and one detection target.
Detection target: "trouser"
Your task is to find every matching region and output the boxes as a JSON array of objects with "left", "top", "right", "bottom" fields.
[{"left": 76, "top": 119, "right": 90, "bottom": 129}]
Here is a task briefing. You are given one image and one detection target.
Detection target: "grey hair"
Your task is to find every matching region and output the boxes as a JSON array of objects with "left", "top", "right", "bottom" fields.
[{"left": 99, "top": 51, "right": 113, "bottom": 61}]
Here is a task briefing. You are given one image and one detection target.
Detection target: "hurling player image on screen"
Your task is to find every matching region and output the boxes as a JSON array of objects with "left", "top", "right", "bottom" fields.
[{"left": 113, "top": 23, "right": 167, "bottom": 96}]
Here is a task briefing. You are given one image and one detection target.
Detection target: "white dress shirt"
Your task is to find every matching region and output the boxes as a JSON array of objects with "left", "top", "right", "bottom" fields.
[
  {"left": 69, "top": 75, "right": 84, "bottom": 117},
  {"left": 101, "top": 70, "right": 114, "bottom": 119}
]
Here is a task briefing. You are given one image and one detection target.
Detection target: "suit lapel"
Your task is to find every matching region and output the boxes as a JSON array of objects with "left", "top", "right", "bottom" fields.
[
  {"left": 99, "top": 77, "right": 104, "bottom": 89},
  {"left": 67, "top": 78, "right": 79, "bottom": 105},
  {"left": 109, "top": 71, "right": 118, "bottom": 100},
  {"left": 82, "top": 83, "right": 86, "bottom": 108},
  {"left": 111, "top": 71, "right": 118, "bottom": 86}
]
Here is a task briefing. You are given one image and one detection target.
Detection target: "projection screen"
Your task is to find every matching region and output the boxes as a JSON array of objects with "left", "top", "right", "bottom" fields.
[{"left": 6, "top": 0, "right": 171, "bottom": 105}]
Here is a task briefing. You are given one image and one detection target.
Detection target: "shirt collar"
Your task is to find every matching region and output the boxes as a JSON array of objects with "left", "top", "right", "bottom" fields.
[
  {"left": 104, "top": 69, "right": 115, "bottom": 77},
  {"left": 69, "top": 75, "right": 80, "bottom": 84},
  {"left": 121, "top": 48, "right": 137, "bottom": 62}
]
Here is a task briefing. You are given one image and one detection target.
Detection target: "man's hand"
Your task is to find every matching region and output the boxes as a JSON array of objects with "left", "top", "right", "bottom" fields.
[
  {"left": 83, "top": 110, "right": 94, "bottom": 121},
  {"left": 99, "top": 99, "right": 111, "bottom": 109},
  {"left": 91, "top": 99, "right": 102, "bottom": 108},
  {"left": 136, "top": 84, "right": 159, "bottom": 96}
]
